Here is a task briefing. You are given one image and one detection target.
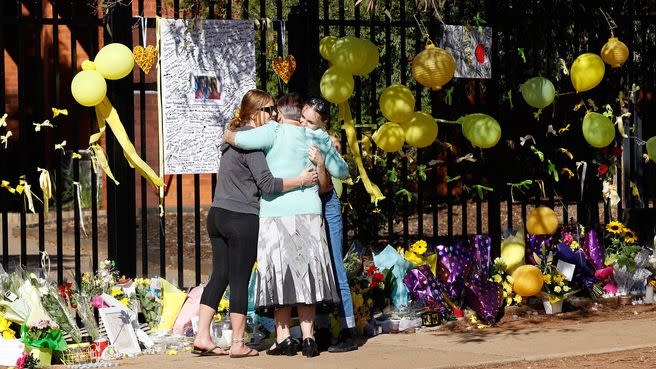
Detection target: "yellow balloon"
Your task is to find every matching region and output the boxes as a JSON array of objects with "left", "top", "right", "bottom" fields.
[
  {"left": 459, "top": 113, "right": 501, "bottom": 149},
  {"left": 379, "top": 85, "right": 415, "bottom": 123},
  {"left": 352, "top": 39, "right": 379, "bottom": 76},
  {"left": 320, "top": 66, "right": 354, "bottom": 104},
  {"left": 71, "top": 70, "right": 107, "bottom": 107},
  {"left": 582, "top": 112, "right": 615, "bottom": 148},
  {"left": 320, "top": 36, "right": 338, "bottom": 61},
  {"left": 601, "top": 37, "right": 629, "bottom": 68},
  {"left": 570, "top": 53, "right": 605, "bottom": 92},
  {"left": 501, "top": 230, "right": 525, "bottom": 273},
  {"left": 512, "top": 265, "right": 544, "bottom": 297},
  {"left": 330, "top": 36, "right": 369, "bottom": 75},
  {"left": 94, "top": 43, "right": 135, "bottom": 80},
  {"left": 647, "top": 136, "right": 656, "bottom": 163},
  {"left": 372, "top": 122, "right": 405, "bottom": 152},
  {"left": 412, "top": 43, "right": 455, "bottom": 91},
  {"left": 520, "top": 77, "right": 556, "bottom": 109},
  {"left": 403, "top": 112, "right": 438, "bottom": 148},
  {"left": 526, "top": 207, "right": 559, "bottom": 235}
]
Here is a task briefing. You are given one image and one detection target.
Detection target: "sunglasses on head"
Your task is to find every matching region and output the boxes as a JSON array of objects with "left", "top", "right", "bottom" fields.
[
  {"left": 259, "top": 105, "right": 277, "bottom": 114},
  {"left": 306, "top": 97, "right": 329, "bottom": 115}
]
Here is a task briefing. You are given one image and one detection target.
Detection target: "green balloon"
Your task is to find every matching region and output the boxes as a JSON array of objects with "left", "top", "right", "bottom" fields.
[
  {"left": 460, "top": 113, "right": 502, "bottom": 149},
  {"left": 582, "top": 112, "right": 615, "bottom": 148},
  {"left": 520, "top": 77, "right": 556, "bottom": 109},
  {"left": 647, "top": 136, "right": 656, "bottom": 162}
]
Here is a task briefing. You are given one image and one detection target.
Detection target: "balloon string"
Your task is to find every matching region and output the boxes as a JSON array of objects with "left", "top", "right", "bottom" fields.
[
  {"left": 413, "top": 14, "right": 433, "bottom": 45},
  {"left": 556, "top": 91, "right": 577, "bottom": 97},
  {"left": 598, "top": 8, "right": 617, "bottom": 37},
  {"left": 435, "top": 118, "right": 460, "bottom": 125}
]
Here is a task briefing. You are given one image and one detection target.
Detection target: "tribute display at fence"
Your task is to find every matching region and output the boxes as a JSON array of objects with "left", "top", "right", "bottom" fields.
[{"left": 159, "top": 19, "right": 256, "bottom": 174}]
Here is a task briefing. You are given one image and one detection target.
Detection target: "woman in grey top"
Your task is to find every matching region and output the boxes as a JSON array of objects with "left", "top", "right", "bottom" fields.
[{"left": 192, "top": 89, "right": 317, "bottom": 358}]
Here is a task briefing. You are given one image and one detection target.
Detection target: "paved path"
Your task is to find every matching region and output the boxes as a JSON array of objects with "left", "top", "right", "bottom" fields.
[{"left": 107, "top": 317, "right": 656, "bottom": 369}]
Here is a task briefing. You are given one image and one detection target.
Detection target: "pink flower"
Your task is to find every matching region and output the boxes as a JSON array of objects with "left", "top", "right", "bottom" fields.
[
  {"left": 563, "top": 234, "right": 574, "bottom": 245},
  {"left": 92, "top": 295, "right": 105, "bottom": 309},
  {"left": 15, "top": 352, "right": 29, "bottom": 369}
]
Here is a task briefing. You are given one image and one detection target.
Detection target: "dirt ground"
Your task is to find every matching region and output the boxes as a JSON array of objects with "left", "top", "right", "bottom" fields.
[{"left": 468, "top": 346, "right": 656, "bottom": 369}]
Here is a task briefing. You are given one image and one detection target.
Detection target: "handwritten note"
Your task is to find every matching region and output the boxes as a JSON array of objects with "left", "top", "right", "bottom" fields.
[{"left": 159, "top": 19, "right": 256, "bottom": 174}]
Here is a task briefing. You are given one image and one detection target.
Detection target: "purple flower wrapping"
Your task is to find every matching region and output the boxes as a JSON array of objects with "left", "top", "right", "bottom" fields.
[
  {"left": 464, "top": 278, "right": 504, "bottom": 326},
  {"left": 402, "top": 265, "right": 448, "bottom": 313},
  {"left": 526, "top": 235, "right": 553, "bottom": 265},
  {"left": 582, "top": 229, "right": 605, "bottom": 270}
]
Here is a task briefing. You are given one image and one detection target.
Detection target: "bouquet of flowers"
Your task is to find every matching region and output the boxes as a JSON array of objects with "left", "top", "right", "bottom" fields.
[
  {"left": 134, "top": 278, "right": 162, "bottom": 328},
  {"left": 14, "top": 352, "right": 40, "bottom": 369},
  {"left": 20, "top": 320, "right": 67, "bottom": 352},
  {"left": 40, "top": 285, "right": 82, "bottom": 343},
  {"left": 604, "top": 221, "right": 640, "bottom": 271},
  {"left": 534, "top": 248, "right": 577, "bottom": 303},
  {"left": 343, "top": 241, "right": 365, "bottom": 284},
  {"left": 490, "top": 258, "right": 522, "bottom": 306}
]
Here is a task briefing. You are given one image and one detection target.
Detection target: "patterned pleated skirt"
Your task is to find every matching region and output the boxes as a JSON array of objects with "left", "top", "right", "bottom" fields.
[{"left": 254, "top": 214, "right": 340, "bottom": 313}]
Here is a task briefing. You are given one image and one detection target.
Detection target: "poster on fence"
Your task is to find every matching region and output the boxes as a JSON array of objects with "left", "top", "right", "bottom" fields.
[
  {"left": 440, "top": 25, "right": 492, "bottom": 79},
  {"left": 158, "top": 19, "right": 256, "bottom": 174}
]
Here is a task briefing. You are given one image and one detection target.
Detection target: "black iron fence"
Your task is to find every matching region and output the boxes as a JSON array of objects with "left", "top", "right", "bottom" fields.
[{"left": 1, "top": 0, "right": 655, "bottom": 288}]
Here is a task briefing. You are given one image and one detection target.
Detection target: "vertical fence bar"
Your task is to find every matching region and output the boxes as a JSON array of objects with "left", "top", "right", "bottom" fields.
[
  {"left": 51, "top": 0, "right": 65, "bottom": 283},
  {"left": 384, "top": 0, "right": 394, "bottom": 246},
  {"left": 35, "top": 0, "right": 45, "bottom": 258},
  {"left": 0, "top": 0, "right": 7, "bottom": 269},
  {"left": 157, "top": 0, "right": 166, "bottom": 279},
  {"left": 194, "top": 174, "right": 201, "bottom": 286},
  {"left": 71, "top": 0, "right": 82, "bottom": 285},
  {"left": 176, "top": 175, "right": 183, "bottom": 287},
  {"left": 138, "top": 0, "right": 149, "bottom": 277},
  {"left": 90, "top": 3, "right": 99, "bottom": 274},
  {"left": 16, "top": 0, "right": 27, "bottom": 269}
]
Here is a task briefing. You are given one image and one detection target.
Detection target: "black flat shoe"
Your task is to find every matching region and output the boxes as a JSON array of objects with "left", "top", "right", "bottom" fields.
[
  {"left": 301, "top": 337, "right": 319, "bottom": 358},
  {"left": 266, "top": 336, "right": 298, "bottom": 356}
]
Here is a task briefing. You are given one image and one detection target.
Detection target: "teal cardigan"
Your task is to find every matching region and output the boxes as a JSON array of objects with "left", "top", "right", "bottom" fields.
[{"left": 234, "top": 121, "right": 349, "bottom": 217}]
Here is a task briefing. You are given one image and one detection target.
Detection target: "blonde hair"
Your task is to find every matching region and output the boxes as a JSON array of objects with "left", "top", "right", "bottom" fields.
[{"left": 228, "top": 89, "right": 274, "bottom": 130}]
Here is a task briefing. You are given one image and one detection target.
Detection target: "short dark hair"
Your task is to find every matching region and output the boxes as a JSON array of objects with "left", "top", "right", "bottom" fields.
[
  {"left": 305, "top": 96, "right": 330, "bottom": 124},
  {"left": 277, "top": 93, "right": 304, "bottom": 121}
]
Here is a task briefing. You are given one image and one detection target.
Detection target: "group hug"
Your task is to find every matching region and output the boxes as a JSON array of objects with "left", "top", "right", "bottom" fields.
[{"left": 192, "top": 89, "right": 355, "bottom": 358}]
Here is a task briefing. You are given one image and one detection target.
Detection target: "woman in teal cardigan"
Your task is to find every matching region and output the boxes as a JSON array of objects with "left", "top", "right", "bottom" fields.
[{"left": 223, "top": 100, "right": 349, "bottom": 358}]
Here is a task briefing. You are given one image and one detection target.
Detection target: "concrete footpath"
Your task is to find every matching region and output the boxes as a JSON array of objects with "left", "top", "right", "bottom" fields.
[{"left": 108, "top": 317, "right": 656, "bottom": 369}]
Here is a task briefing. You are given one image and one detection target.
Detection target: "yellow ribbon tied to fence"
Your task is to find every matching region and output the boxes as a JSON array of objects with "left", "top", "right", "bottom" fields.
[
  {"left": 71, "top": 43, "right": 163, "bottom": 188},
  {"left": 338, "top": 102, "right": 385, "bottom": 205}
]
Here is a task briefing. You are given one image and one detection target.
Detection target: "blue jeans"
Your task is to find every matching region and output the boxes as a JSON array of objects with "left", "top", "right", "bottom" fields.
[{"left": 321, "top": 190, "right": 355, "bottom": 329}]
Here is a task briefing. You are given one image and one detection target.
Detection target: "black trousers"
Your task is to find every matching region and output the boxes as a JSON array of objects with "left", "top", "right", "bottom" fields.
[{"left": 199, "top": 207, "right": 259, "bottom": 315}]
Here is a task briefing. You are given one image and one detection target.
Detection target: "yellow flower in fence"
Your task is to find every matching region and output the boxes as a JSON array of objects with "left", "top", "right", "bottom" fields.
[
  {"left": 606, "top": 221, "right": 624, "bottom": 234},
  {"left": 409, "top": 240, "right": 428, "bottom": 255},
  {"left": 543, "top": 274, "right": 552, "bottom": 284},
  {"left": 493, "top": 274, "right": 502, "bottom": 283},
  {"left": 553, "top": 274, "right": 564, "bottom": 284}
]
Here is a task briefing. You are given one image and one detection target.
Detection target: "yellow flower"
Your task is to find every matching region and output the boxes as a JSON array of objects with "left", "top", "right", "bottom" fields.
[
  {"left": 503, "top": 291, "right": 508, "bottom": 298},
  {"left": 502, "top": 282, "right": 511, "bottom": 291},
  {"left": 513, "top": 295, "right": 522, "bottom": 304},
  {"left": 625, "top": 236, "right": 637, "bottom": 244},
  {"left": 111, "top": 288, "right": 123, "bottom": 297},
  {"left": 606, "top": 221, "right": 624, "bottom": 234},
  {"left": 570, "top": 241, "right": 581, "bottom": 250},
  {"left": 493, "top": 274, "right": 502, "bottom": 283},
  {"left": 554, "top": 286, "right": 562, "bottom": 293},
  {"left": 409, "top": 240, "right": 428, "bottom": 255},
  {"left": 505, "top": 275, "right": 514, "bottom": 284},
  {"left": 553, "top": 274, "right": 564, "bottom": 284},
  {"left": 469, "top": 315, "right": 478, "bottom": 323},
  {"left": 506, "top": 297, "right": 513, "bottom": 306},
  {"left": 543, "top": 274, "right": 552, "bottom": 284},
  {"left": 218, "top": 299, "right": 230, "bottom": 312},
  {"left": 624, "top": 229, "right": 638, "bottom": 244},
  {"left": 563, "top": 286, "right": 570, "bottom": 292}
]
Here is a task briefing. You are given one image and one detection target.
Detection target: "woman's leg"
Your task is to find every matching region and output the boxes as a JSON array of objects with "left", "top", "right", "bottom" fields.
[
  {"left": 194, "top": 208, "right": 229, "bottom": 354},
  {"left": 297, "top": 304, "right": 316, "bottom": 339},
  {"left": 274, "top": 306, "right": 292, "bottom": 342},
  {"left": 225, "top": 212, "right": 259, "bottom": 356}
]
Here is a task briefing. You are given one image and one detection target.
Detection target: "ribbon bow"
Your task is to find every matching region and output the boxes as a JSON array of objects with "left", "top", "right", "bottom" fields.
[
  {"left": 33, "top": 120, "right": 54, "bottom": 132},
  {"left": 0, "top": 113, "right": 7, "bottom": 127},
  {"left": 37, "top": 167, "right": 52, "bottom": 219},
  {"left": 1, "top": 130, "right": 12, "bottom": 148},
  {"left": 52, "top": 108, "right": 68, "bottom": 118},
  {"left": 1, "top": 180, "right": 15, "bottom": 193},
  {"left": 55, "top": 140, "right": 67, "bottom": 152}
]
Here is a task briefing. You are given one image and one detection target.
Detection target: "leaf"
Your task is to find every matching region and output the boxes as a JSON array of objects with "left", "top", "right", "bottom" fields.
[
  {"left": 446, "top": 175, "right": 461, "bottom": 183},
  {"left": 533, "top": 252, "right": 542, "bottom": 265},
  {"left": 387, "top": 167, "right": 398, "bottom": 183},
  {"left": 416, "top": 164, "right": 427, "bottom": 181},
  {"left": 517, "top": 48, "right": 526, "bottom": 63},
  {"left": 547, "top": 160, "right": 559, "bottom": 182}
]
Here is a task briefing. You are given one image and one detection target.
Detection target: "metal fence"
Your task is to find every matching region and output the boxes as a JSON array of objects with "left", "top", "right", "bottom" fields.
[{"left": 1, "top": 0, "right": 655, "bottom": 288}]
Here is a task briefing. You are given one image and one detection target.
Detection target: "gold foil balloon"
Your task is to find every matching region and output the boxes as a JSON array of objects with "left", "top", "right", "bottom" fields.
[
  {"left": 93, "top": 43, "right": 135, "bottom": 80},
  {"left": 319, "top": 36, "right": 338, "bottom": 61},
  {"left": 459, "top": 113, "right": 502, "bottom": 149},
  {"left": 647, "top": 136, "right": 656, "bottom": 163},
  {"left": 411, "top": 43, "right": 456, "bottom": 91},
  {"left": 601, "top": 37, "right": 629, "bottom": 68},
  {"left": 520, "top": 77, "right": 556, "bottom": 109},
  {"left": 372, "top": 122, "right": 405, "bottom": 152},
  {"left": 320, "top": 66, "right": 354, "bottom": 104},
  {"left": 526, "top": 207, "right": 559, "bottom": 235},
  {"left": 570, "top": 53, "right": 605, "bottom": 92},
  {"left": 582, "top": 112, "right": 615, "bottom": 148},
  {"left": 512, "top": 265, "right": 544, "bottom": 297},
  {"left": 379, "top": 85, "right": 415, "bottom": 123},
  {"left": 403, "top": 112, "right": 438, "bottom": 148}
]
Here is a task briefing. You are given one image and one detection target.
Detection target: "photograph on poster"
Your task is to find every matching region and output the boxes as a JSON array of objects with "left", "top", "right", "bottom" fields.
[{"left": 191, "top": 74, "right": 222, "bottom": 101}]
